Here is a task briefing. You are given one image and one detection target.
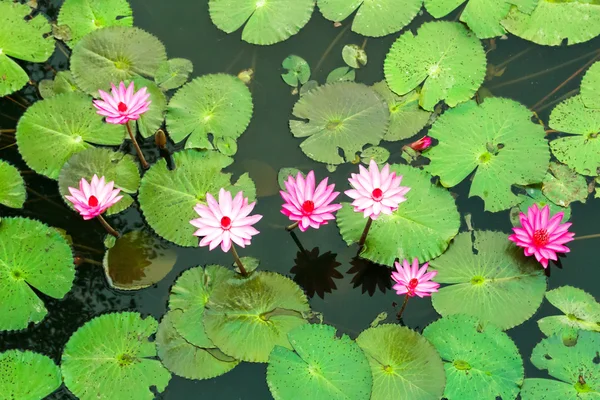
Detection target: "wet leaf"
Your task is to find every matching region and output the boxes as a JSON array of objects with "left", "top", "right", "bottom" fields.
[
  {"left": 326, "top": 66, "right": 355, "bottom": 83},
  {"left": 154, "top": 58, "right": 193, "bottom": 91},
  {"left": 360, "top": 146, "right": 390, "bottom": 165},
  {"left": 0, "top": 350, "right": 62, "bottom": 400},
  {"left": 281, "top": 55, "right": 311, "bottom": 87},
  {"left": 342, "top": 44, "right": 367, "bottom": 69},
  {"left": 542, "top": 162, "right": 588, "bottom": 207}
]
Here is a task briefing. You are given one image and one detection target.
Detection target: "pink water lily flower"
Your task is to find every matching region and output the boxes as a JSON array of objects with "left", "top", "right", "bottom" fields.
[
  {"left": 392, "top": 258, "right": 440, "bottom": 298},
  {"left": 93, "top": 81, "right": 151, "bottom": 125},
  {"left": 190, "top": 188, "right": 262, "bottom": 252},
  {"left": 508, "top": 204, "right": 574, "bottom": 268},
  {"left": 65, "top": 175, "right": 123, "bottom": 220},
  {"left": 345, "top": 160, "right": 411, "bottom": 219},
  {"left": 280, "top": 171, "right": 342, "bottom": 231}
]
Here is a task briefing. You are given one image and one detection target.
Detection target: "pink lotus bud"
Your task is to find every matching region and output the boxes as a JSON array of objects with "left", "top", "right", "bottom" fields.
[{"left": 409, "top": 136, "right": 432, "bottom": 152}]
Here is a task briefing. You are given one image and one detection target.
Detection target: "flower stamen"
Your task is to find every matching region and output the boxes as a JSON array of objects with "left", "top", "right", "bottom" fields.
[
  {"left": 117, "top": 102, "right": 128, "bottom": 112},
  {"left": 532, "top": 229, "right": 549, "bottom": 247},
  {"left": 371, "top": 188, "right": 383, "bottom": 201},
  {"left": 220, "top": 216, "right": 232, "bottom": 230},
  {"left": 301, "top": 200, "right": 315, "bottom": 214},
  {"left": 88, "top": 195, "right": 99, "bottom": 207}
]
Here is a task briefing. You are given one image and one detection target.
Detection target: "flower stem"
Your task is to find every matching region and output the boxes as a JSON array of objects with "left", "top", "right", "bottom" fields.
[
  {"left": 289, "top": 230, "right": 310, "bottom": 259},
  {"left": 396, "top": 294, "right": 410, "bottom": 321},
  {"left": 230, "top": 243, "right": 247, "bottom": 277},
  {"left": 574, "top": 233, "right": 600, "bottom": 241},
  {"left": 286, "top": 221, "right": 299, "bottom": 231},
  {"left": 358, "top": 218, "right": 373, "bottom": 248},
  {"left": 96, "top": 215, "right": 119, "bottom": 238},
  {"left": 125, "top": 121, "right": 149, "bottom": 170}
]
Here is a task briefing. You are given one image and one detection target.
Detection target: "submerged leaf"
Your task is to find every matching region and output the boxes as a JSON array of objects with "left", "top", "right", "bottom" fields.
[
  {"left": 326, "top": 66, "right": 355, "bottom": 83},
  {"left": 155, "top": 58, "right": 193, "bottom": 91},
  {"left": 281, "top": 55, "right": 311, "bottom": 87},
  {"left": 38, "top": 71, "right": 80, "bottom": 99},
  {"left": 342, "top": 44, "right": 367, "bottom": 69},
  {"left": 581, "top": 61, "right": 600, "bottom": 109},
  {"left": 277, "top": 168, "right": 303, "bottom": 190},
  {"left": 0, "top": 160, "right": 26, "bottom": 209},
  {"left": 542, "top": 162, "right": 588, "bottom": 207},
  {"left": 510, "top": 187, "right": 571, "bottom": 227},
  {"left": 0, "top": 350, "right": 62, "bottom": 400},
  {"left": 360, "top": 146, "right": 390, "bottom": 165}
]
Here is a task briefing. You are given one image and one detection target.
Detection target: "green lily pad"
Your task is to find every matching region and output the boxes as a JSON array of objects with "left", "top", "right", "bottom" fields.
[
  {"left": 300, "top": 80, "right": 319, "bottom": 96},
  {"left": 582, "top": 61, "right": 600, "bottom": 109},
  {"left": 521, "top": 331, "right": 600, "bottom": 399},
  {"left": 16, "top": 92, "right": 125, "bottom": 179},
  {"left": 317, "top": 0, "right": 422, "bottom": 37},
  {"left": 131, "top": 76, "right": 167, "bottom": 139},
  {"left": 355, "top": 324, "right": 446, "bottom": 400},
  {"left": 0, "top": 160, "right": 26, "bottom": 209},
  {"left": 208, "top": 0, "right": 315, "bottom": 45},
  {"left": 549, "top": 95, "right": 600, "bottom": 177},
  {"left": 342, "top": 44, "right": 367, "bottom": 69},
  {"left": 0, "top": 217, "right": 75, "bottom": 331},
  {"left": 215, "top": 136, "right": 238, "bottom": 156},
  {"left": 424, "top": 0, "right": 537, "bottom": 39},
  {"left": 384, "top": 21, "right": 486, "bottom": 111},
  {"left": 267, "top": 324, "right": 372, "bottom": 400},
  {"left": 423, "top": 314, "right": 524, "bottom": 400},
  {"left": 537, "top": 286, "right": 600, "bottom": 340},
  {"left": 289, "top": 82, "right": 389, "bottom": 165},
  {"left": 281, "top": 55, "right": 311, "bottom": 87},
  {"left": 372, "top": 81, "right": 432, "bottom": 142},
  {"left": 425, "top": 98, "right": 550, "bottom": 212},
  {"left": 103, "top": 230, "right": 177, "bottom": 291},
  {"left": 58, "top": 147, "right": 140, "bottom": 216},
  {"left": 337, "top": 164, "right": 460, "bottom": 266},
  {"left": 0, "top": 1, "right": 55, "bottom": 96},
  {"left": 0, "top": 350, "right": 62, "bottom": 400},
  {"left": 57, "top": 0, "right": 133, "bottom": 47},
  {"left": 71, "top": 26, "right": 167, "bottom": 95},
  {"left": 509, "top": 187, "right": 571, "bottom": 226},
  {"left": 168, "top": 265, "right": 235, "bottom": 348},
  {"left": 542, "top": 162, "right": 588, "bottom": 207},
  {"left": 326, "top": 66, "right": 355, "bottom": 83},
  {"left": 502, "top": 1, "right": 600, "bottom": 46},
  {"left": 62, "top": 312, "right": 171, "bottom": 400},
  {"left": 430, "top": 231, "right": 546, "bottom": 330},
  {"left": 155, "top": 58, "right": 193, "bottom": 91},
  {"left": 204, "top": 271, "right": 310, "bottom": 363},
  {"left": 38, "top": 71, "right": 80, "bottom": 98},
  {"left": 166, "top": 74, "right": 253, "bottom": 150},
  {"left": 156, "top": 310, "right": 240, "bottom": 380},
  {"left": 277, "top": 167, "right": 303, "bottom": 190},
  {"left": 360, "top": 146, "right": 390, "bottom": 165},
  {"left": 138, "top": 149, "right": 256, "bottom": 247}
]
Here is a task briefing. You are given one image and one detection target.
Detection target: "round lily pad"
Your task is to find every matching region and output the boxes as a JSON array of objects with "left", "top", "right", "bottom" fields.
[
  {"left": 70, "top": 26, "right": 167, "bottom": 95},
  {"left": 360, "top": 146, "right": 390, "bottom": 165},
  {"left": 166, "top": 74, "right": 253, "bottom": 150},
  {"left": 154, "top": 58, "right": 193, "bottom": 91},
  {"left": 103, "top": 230, "right": 177, "bottom": 291},
  {"left": 337, "top": 164, "right": 460, "bottom": 266},
  {"left": 537, "top": 286, "right": 600, "bottom": 340},
  {"left": 0, "top": 1, "right": 55, "bottom": 96},
  {"left": 0, "top": 160, "right": 26, "bottom": 209},
  {"left": 0, "top": 217, "right": 75, "bottom": 331},
  {"left": 289, "top": 82, "right": 389, "bottom": 165},
  {"left": 326, "top": 66, "right": 355, "bottom": 83},
  {"left": 58, "top": 147, "right": 140, "bottom": 216},
  {"left": 208, "top": 0, "right": 315, "bottom": 45},
  {"left": 384, "top": 21, "right": 486, "bottom": 111},
  {"left": 0, "top": 350, "right": 62, "bottom": 400},
  {"left": 342, "top": 44, "right": 367, "bottom": 69},
  {"left": 132, "top": 76, "right": 167, "bottom": 139},
  {"left": 204, "top": 271, "right": 310, "bottom": 363},
  {"left": 355, "top": 324, "right": 445, "bottom": 400},
  {"left": 542, "top": 162, "right": 589, "bottom": 207},
  {"left": 372, "top": 81, "right": 432, "bottom": 142},
  {"left": 582, "top": 61, "right": 600, "bottom": 109},
  {"left": 425, "top": 98, "right": 550, "bottom": 212},
  {"left": 57, "top": 0, "right": 133, "bottom": 47},
  {"left": 423, "top": 314, "right": 524, "bottom": 400},
  {"left": 521, "top": 331, "right": 600, "bottom": 399},
  {"left": 317, "top": 0, "right": 422, "bottom": 37},
  {"left": 502, "top": 1, "right": 600, "bottom": 46},
  {"left": 281, "top": 55, "right": 311, "bottom": 87},
  {"left": 38, "top": 71, "right": 80, "bottom": 99},
  {"left": 510, "top": 187, "right": 571, "bottom": 227},
  {"left": 156, "top": 310, "right": 240, "bottom": 380},
  {"left": 61, "top": 312, "right": 171, "bottom": 400},
  {"left": 267, "top": 324, "right": 372, "bottom": 400},
  {"left": 430, "top": 231, "right": 546, "bottom": 330},
  {"left": 138, "top": 149, "right": 256, "bottom": 246},
  {"left": 16, "top": 92, "right": 125, "bottom": 179},
  {"left": 549, "top": 95, "right": 600, "bottom": 177}
]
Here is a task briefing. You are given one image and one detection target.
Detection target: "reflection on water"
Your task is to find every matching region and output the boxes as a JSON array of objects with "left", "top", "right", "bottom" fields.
[
  {"left": 347, "top": 256, "right": 393, "bottom": 297},
  {"left": 290, "top": 246, "right": 343, "bottom": 299}
]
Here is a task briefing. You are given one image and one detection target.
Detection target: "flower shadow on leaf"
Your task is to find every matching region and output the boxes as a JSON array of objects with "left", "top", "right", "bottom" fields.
[
  {"left": 290, "top": 247, "right": 342, "bottom": 299},
  {"left": 347, "top": 256, "right": 392, "bottom": 297}
]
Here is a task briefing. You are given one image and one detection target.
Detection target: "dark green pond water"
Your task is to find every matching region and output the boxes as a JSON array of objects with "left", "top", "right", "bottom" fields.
[{"left": 1, "top": 1, "right": 599, "bottom": 399}]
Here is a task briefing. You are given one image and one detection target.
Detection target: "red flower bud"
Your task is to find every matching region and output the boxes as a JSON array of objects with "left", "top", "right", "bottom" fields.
[{"left": 409, "top": 136, "right": 432, "bottom": 151}]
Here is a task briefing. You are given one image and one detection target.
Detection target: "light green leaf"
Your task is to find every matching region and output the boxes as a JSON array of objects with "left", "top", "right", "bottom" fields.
[
  {"left": 356, "top": 324, "right": 445, "bottom": 400},
  {"left": 326, "top": 66, "right": 355, "bottom": 83},
  {"left": 0, "top": 54, "right": 29, "bottom": 97},
  {"left": 154, "top": 58, "right": 193, "bottom": 91},
  {"left": 384, "top": 21, "right": 486, "bottom": 111},
  {"left": 58, "top": 147, "right": 140, "bottom": 216},
  {"left": 317, "top": 0, "right": 422, "bottom": 37},
  {"left": 549, "top": 95, "right": 600, "bottom": 177},
  {"left": 0, "top": 350, "right": 62, "bottom": 400},
  {"left": 61, "top": 312, "right": 171, "bottom": 400},
  {"left": 131, "top": 76, "right": 167, "bottom": 139},
  {"left": 208, "top": 0, "right": 315, "bottom": 45},
  {"left": 138, "top": 149, "right": 256, "bottom": 247},
  {"left": 502, "top": 1, "right": 600, "bottom": 46},
  {"left": 582, "top": 61, "right": 600, "bottom": 109},
  {"left": 0, "top": 217, "right": 75, "bottom": 331},
  {"left": 542, "top": 162, "right": 588, "bottom": 207},
  {"left": 509, "top": 187, "right": 571, "bottom": 226},
  {"left": 521, "top": 331, "right": 600, "bottom": 399},
  {"left": 337, "top": 164, "right": 460, "bottom": 266},
  {"left": 360, "top": 146, "right": 390, "bottom": 165},
  {"left": 423, "top": 314, "right": 524, "bottom": 400},
  {"left": 38, "top": 71, "right": 81, "bottom": 99},
  {"left": 214, "top": 136, "right": 238, "bottom": 156},
  {"left": 267, "top": 324, "right": 372, "bottom": 400},
  {"left": 0, "top": 160, "right": 26, "bottom": 209},
  {"left": 430, "top": 231, "right": 546, "bottom": 330},
  {"left": 342, "top": 44, "right": 367, "bottom": 69},
  {"left": 300, "top": 80, "right": 319, "bottom": 96},
  {"left": 57, "top": 0, "right": 133, "bottom": 47},
  {"left": 425, "top": 98, "right": 550, "bottom": 212},
  {"left": 204, "top": 271, "right": 310, "bottom": 363},
  {"left": 289, "top": 82, "right": 389, "bottom": 165},
  {"left": 281, "top": 55, "right": 311, "bottom": 87},
  {"left": 71, "top": 26, "right": 166, "bottom": 95}
]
